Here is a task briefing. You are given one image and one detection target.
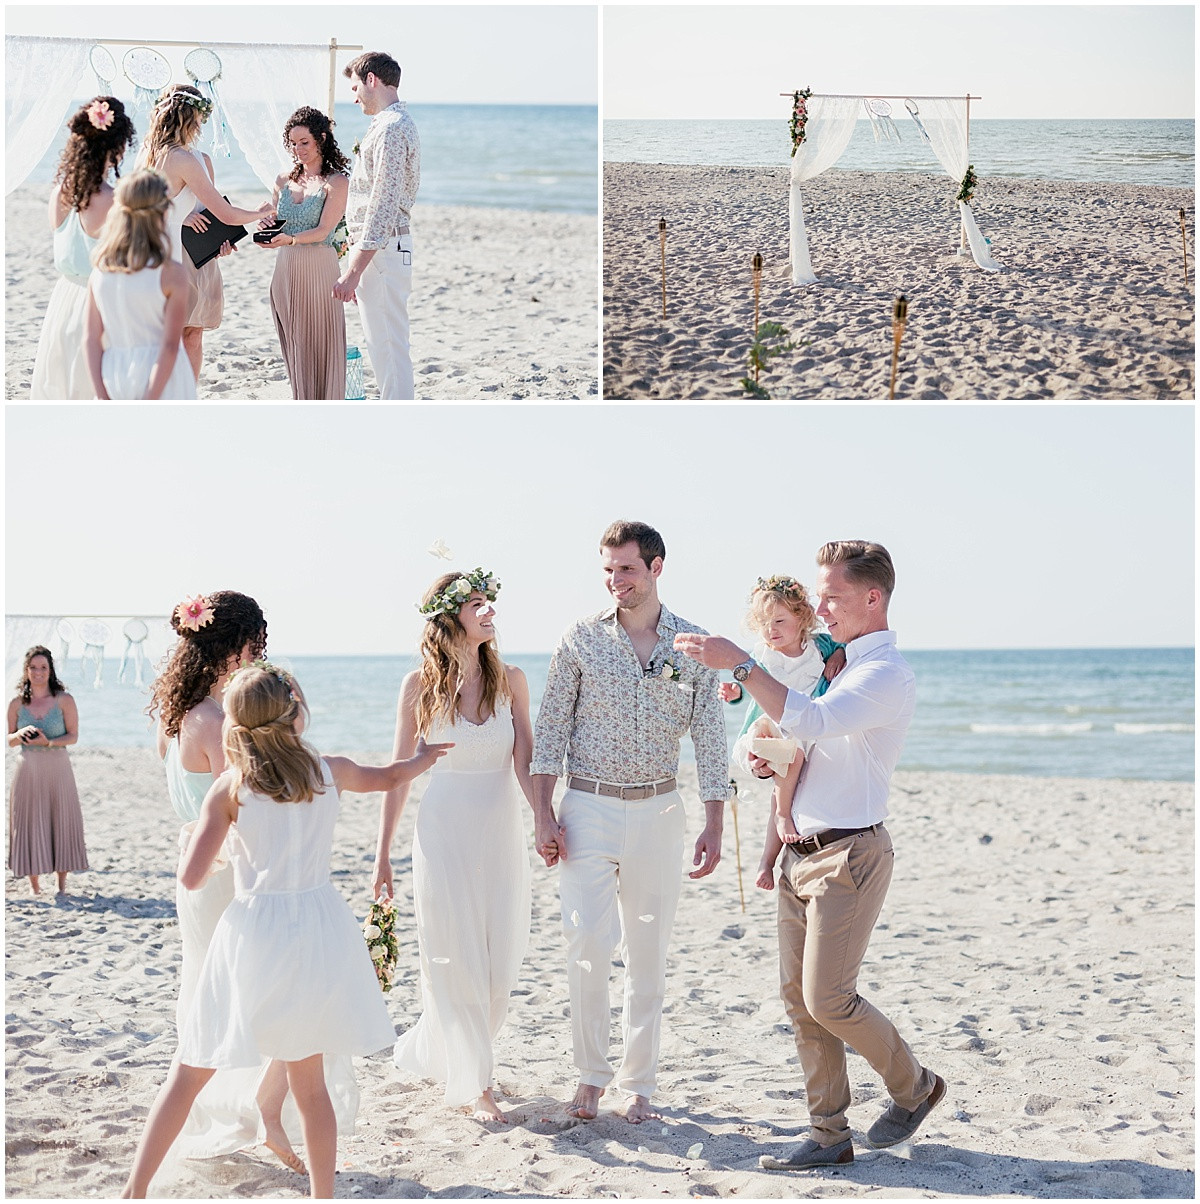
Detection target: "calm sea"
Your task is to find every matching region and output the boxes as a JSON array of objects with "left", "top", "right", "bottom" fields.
[
  {"left": 32, "top": 102, "right": 598, "bottom": 215},
  {"left": 44, "top": 647, "right": 1195, "bottom": 783},
  {"left": 605, "top": 118, "right": 1196, "bottom": 189}
]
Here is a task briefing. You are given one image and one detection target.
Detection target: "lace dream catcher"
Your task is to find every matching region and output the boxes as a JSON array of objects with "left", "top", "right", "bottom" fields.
[
  {"left": 123, "top": 46, "right": 171, "bottom": 139},
  {"left": 905, "top": 98, "right": 931, "bottom": 144},
  {"left": 864, "top": 97, "right": 901, "bottom": 143},
  {"left": 89, "top": 44, "right": 117, "bottom": 94},
  {"left": 185, "top": 47, "right": 232, "bottom": 158}
]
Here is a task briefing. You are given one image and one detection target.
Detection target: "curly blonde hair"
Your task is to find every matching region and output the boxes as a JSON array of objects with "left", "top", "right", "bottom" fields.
[
  {"left": 414, "top": 572, "right": 511, "bottom": 736},
  {"left": 223, "top": 665, "right": 324, "bottom": 804},
  {"left": 745, "top": 575, "right": 819, "bottom": 643}
]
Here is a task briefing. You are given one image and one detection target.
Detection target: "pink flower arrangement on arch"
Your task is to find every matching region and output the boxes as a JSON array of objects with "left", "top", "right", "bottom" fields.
[{"left": 87, "top": 100, "right": 114, "bottom": 131}]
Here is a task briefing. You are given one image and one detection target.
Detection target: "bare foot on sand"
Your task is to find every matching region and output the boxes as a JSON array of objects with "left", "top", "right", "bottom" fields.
[
  {"left": 625, "top": 1095, "right": 660, "bottom": 1125},
  {"left": 566, "top": 1083, "right": 604, "bottom": 1120},
  {"left": 263, "top": 1132, "right": 306, "bottom": 1175},
  {"left": 470, "top": 1088, "right": 507, "bottom": 1123}
]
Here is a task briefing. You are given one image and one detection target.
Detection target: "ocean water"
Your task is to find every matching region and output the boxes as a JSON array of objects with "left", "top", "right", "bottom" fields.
[
  {"left": 31, "top": 102, "right": 598, "bottom": 215},
  {"left": 604, "top": 118, "right": 1196, "bottom": 189},
  {"left": 37, "top": 647, "right": 1195, "bottom": 783}
]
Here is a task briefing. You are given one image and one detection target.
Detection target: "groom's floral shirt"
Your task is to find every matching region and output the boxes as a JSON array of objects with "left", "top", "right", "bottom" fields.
[
  {"left": 347, "top": 101, "right": 421, "bottom": 250},
  {"left": 531, "top": 605, "right": 728, "bottom": 802}
]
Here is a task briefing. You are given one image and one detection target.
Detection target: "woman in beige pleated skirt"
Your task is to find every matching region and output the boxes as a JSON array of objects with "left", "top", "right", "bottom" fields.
[{"left": 258, "top": 106, "right": 350, "bottom": 401}]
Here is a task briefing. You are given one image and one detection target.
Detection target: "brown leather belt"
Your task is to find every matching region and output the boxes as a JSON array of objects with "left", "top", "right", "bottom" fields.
[
  {"left": 792, "top": 823, "right": 881, "bottom": 855},
  {"left": 568, "top": 776, "right": 676, "bottom": 801}
]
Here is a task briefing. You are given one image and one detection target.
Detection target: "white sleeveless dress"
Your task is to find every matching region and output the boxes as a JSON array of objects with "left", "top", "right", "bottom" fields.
[
  {"left": 392, "top": 701, "right": 532, "bottom": 1105},
  {"left": 172, "top": 759, "right": 387, "bottom": 1158},
  {"left": 88, "top": 265, "right": 197, "bottom": 399},
  {"left": 30, "top": 208, "right": 99, "bottom": 399}
]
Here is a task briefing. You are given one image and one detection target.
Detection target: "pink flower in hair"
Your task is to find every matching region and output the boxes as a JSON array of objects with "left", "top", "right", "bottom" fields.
[
  {"left": 87, "top": 100, "right": 114, "bottom": 131},
  {"left": 176, "top": 594, "right": 215, "bottom": 632}
]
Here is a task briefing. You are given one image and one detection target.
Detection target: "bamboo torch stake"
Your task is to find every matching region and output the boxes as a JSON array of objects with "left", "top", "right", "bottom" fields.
[
  {"left": 752, "top": 252, "right": 763, "bottom": 382},
  {"left": 729, "top": 779, "right": 745, "bottom": 913},
  {"left": 889, "top": 294, "right": 908, "bottom": 400},
  {"left": 1181, "top": 209, "right": 1189, "bottom": 282},
  {"left": 659, "top": 218, "right": 667, "bottom": 318}
]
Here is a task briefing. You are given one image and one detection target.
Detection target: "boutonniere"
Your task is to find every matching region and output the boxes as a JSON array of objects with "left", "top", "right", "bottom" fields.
[
  {"left": 352, "top": 140, "right": 361, "bottom": 157},
  {"left": 647, "top": 655, "right": 685, "bottom": 682}
]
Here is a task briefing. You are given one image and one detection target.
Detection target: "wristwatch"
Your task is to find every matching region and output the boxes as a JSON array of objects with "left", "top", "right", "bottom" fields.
[{"left": 732, "top": 658, "right": 756, "bottom": 683}]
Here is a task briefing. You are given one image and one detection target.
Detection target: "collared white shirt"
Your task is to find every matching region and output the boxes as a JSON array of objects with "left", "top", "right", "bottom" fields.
[
  {"left": 777, "top": 629, "right": 915, "bottom": 837},
  {"left": 531, "top": 604, "right": 728, "bottom": 801},
  {"left": 346, "top": 101, "right": 420, "bottom": 250}
]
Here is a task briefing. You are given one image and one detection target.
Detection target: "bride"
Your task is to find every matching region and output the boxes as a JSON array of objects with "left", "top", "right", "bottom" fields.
[{"left": 374, "top": 569, "right": 534, "bottom": 1122}]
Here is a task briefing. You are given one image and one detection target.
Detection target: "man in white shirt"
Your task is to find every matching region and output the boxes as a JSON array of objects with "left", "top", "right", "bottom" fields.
[
  {"left": 334, "top": 50, "right": 420, "bottom": 399},
  {"left": 675, "top": 540, "right": 943, "bottom": 1170}
]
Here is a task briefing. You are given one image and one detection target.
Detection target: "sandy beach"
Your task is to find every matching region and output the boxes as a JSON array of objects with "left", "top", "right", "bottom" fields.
[
  {"left": 4, "top": 747, "right": 1193, "bottom": 1199},
  {"left": 4, "top": 183, "right": 597, "bottom": 402},
  {"left": 603, "top": 164, "right": 1195, "bottom": 400}
]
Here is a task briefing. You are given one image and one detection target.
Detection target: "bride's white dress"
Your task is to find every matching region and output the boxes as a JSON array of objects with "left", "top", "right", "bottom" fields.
[{"left": 393, "top": 700, "right": 531, "bottom": 1105}]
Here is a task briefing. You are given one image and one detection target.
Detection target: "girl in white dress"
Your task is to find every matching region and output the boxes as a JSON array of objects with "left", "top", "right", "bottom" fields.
[
  {"left": 30, "top": 96, "right": 136, "bottom": 399},
  {"left": 718, "top": 576, "right": 844, "bottom": 889},
  {"left": 84, "top": 170, "right": 195, "bottom": 400},
  {"left": 374, "top": 568, "right": 536, "bottom": 1123},
  {"left": 123, "top": 663, "right": 451, "bottom": 1199}
]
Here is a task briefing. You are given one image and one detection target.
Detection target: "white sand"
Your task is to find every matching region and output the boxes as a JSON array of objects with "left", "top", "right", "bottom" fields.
[
  {"left": 5, "top": 183, "right": 597, "bottom": 401},
  {"left": 5, "top": 748, "right": 1193, "bottom": 1198},
  {"left": 603, "top": 164, "right": 1196, "bottom": 400}
]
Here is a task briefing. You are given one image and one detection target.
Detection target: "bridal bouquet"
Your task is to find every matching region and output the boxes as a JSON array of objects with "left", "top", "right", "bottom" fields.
[{"left": 364, "top": 896, "right": 398, "bottom": 993}]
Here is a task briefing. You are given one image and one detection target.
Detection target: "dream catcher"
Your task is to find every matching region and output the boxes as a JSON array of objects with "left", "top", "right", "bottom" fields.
[
  {"left": 89, "top": 44, "right": 117, "bottom": 95},
  {"left": 184, "top": 47, "right": 232, "bottom": 158},
  {"left": 118, "top": 619, "right": 150, "bottom": 689},
  {"left": 905, "top": 98, "right": 931, "bottom": 144},
  {"left": 863, "top": 97, "right": 901, "bottom": 143},
  {"left": 123, "top": 45, "right": 171, "bottom": 138}
]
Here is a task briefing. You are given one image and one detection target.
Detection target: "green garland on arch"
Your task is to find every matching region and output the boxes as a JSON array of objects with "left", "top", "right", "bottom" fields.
[
  {"left": 789, "top": 88, "right": 814, "bottom": 158},
  {"left": 956, "top": 164, "right": 978, "bottom": 204}
]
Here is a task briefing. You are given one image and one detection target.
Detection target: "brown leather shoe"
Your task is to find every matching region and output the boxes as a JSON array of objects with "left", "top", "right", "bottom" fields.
[
  {"left": 759, "top": 1137, "right": 854, "bottom": 1170},
  {"left": 865, "top": 1074, "right": 946, "bottom": 1148}
]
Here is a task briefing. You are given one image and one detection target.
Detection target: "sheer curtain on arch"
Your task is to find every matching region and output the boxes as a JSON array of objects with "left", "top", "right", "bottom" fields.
[
  {"left": 5, "top": 37, "right": 92, "bottom": 195},
  {"left": 917, "top": 97, "right": 1001, "bottom": 272},
  {"left": 788, "top": 95, "right": 860, "bottom": 284}
]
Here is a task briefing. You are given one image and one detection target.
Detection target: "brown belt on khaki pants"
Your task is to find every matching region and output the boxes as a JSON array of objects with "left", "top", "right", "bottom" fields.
[
  {"left": 792, "top": 823, "right": 882, "bottom": 855},
  {"left": 568, "top": 775, "right": 676, "bottom": 801}
]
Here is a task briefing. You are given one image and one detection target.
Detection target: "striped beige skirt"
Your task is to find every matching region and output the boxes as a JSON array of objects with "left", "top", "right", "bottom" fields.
[
  {"left": 270, "top": 244, "right": 347, "bottom": 401},
  {"left": 8, "top": 749, "right": 88, "bottom": 878},
  {"left": 185, "top": 256, "right": 224, "bottom": 330}
]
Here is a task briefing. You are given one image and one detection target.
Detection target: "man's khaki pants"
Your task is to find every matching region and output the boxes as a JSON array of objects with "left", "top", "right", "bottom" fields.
[{"left": 777, "top": 826, "right": 936, "bottom": 1145}]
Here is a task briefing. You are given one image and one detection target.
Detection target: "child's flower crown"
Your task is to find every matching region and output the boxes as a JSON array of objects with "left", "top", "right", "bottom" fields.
[
  {"left": 228, "top": 659, "right": 298, "bottom": 703},
  {"left": 753, "top": 574, "right": 808, "bottom": 600},
  {"left": 417, "top": 568, "right": 500, "bottom": 620}
]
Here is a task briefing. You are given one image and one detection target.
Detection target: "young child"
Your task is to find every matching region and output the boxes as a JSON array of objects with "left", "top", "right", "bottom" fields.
[
  {"left": 122, "top": 663, "right": 452, "bottom": 1199},
  {"left": 718, "top": 576, "right": 844, "bottom": 891},
  {"left": 85, "top": 169, "right": 197, "bottom": 400}
]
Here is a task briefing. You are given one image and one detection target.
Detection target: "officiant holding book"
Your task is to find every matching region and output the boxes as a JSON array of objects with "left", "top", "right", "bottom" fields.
[{"left": 333, "top": 50, "right": 420, "bottom": 400}]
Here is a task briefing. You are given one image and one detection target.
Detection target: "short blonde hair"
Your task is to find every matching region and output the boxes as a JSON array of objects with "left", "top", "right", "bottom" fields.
[
  {"left": 745, "top": 575, "right": 818, "bottom": 642},
  {"left": 817, "top": 541, "right": 895, "bottom": 599},
  {"left": 223, "top": 665, "right": 324, "bottom": 804},
  {"left": 92, "top": 170, "right": 170, "bottom": 273}
]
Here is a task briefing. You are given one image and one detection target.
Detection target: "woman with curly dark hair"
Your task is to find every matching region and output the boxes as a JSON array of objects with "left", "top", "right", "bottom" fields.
[
  {"left": 7, "top": 646, "right": 87, "bottom": 895},
  {"left": 255, "top": 105, "right": 351, "bottom": 399},
  {"left": 30, "top": 96, "right": 136, "bottom": 399}
]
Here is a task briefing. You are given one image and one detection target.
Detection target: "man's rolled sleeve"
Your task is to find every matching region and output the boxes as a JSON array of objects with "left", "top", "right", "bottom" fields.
[
  {"left": 689, "top": 665, "right": 729, "bottom": 801},
  {"left": 780, "top": 662, "right": 908, "bottom": 743},
  {"left": 530, "top": 641, "right": 581, "bottom": 777}
]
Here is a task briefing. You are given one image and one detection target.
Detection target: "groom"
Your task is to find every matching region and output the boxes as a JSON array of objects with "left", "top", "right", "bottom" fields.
[
  {"left": 333, "top": 50, "right": 420, "bottom": 400},
  {"left": 674, "top": 540, "right": 944, "bottom": 1169},
  {"left": 530, "top": 520, "right": 728, "bottom": 1124}
]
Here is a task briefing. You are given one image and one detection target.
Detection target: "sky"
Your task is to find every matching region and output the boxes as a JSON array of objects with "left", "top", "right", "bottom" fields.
[
  {"left": 3, "top": 5, "right": 598, "bottom": 105},
  {"left": 4, "top": 405, "right": 1194, "bottom": 656},
  {"left": 603, "top": 5, "right": 1196, "bottom": 120}
]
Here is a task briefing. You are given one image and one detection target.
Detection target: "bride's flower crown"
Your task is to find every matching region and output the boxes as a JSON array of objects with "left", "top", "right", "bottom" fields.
[
  {"left": 158, "top": 91, "right": 214, "bottom": 120},
  {"left": 418, "top": 567, "right": 500, "bottom": 620}
]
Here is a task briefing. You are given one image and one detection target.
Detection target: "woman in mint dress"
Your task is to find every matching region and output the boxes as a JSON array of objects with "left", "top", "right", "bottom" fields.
[
  {"left": 258, "top": 106, "right": 350, "bottom": 400},
  {"left": 6, "top": 647, "right": 87, "bottom": 894}
]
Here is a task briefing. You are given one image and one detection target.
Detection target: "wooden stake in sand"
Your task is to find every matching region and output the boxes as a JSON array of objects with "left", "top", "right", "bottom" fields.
[
  {"left": 1181, "top": 209, "right": 1189, "bottom": 281},
  {"left": 889, "top": 294, "right": 908, "bottom": 400},
  {"left": 751, "top": 252, "right": 763, "bottom": 381},
  {"left": 729, "top": 778, "right": 746, "bottom": 913},
  {"left": 659, "top": 218, "right": 668, "bottom": 317}
]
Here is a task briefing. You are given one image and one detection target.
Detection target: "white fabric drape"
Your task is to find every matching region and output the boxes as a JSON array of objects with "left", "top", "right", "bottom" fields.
[
  {"left": 211, "top": 43, "right": 329, "bottom": 191},
  {"left": 789, "top": 95, "right": 860, "bottom": 285},
  {"left": 917, "top": 97, "right": 1001, "bottom": 273},
  {"left": 5, "top": 37, "right": 92, "bottom": 195}
]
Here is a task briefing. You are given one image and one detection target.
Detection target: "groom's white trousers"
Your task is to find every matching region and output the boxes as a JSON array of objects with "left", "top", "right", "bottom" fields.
[
  {"left": 355, "top": 234, "right": 414, "bottom": 401},
  {"left": 558, "top": 785, "right": 686, "bottom": 1099}
]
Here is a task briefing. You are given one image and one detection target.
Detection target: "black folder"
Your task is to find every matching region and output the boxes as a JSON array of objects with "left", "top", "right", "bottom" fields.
[{"left": 180, "top": 199, "right": 249, "bottom": 269}]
